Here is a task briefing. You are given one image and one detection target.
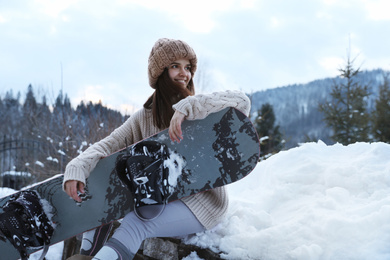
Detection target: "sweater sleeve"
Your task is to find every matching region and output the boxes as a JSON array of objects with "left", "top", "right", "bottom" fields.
[
  {"left": 62, "top": 110, "right": 143, "bottom": 189},
  {"left": 172, "top": 90, "right": 251, "bottom": 119}
]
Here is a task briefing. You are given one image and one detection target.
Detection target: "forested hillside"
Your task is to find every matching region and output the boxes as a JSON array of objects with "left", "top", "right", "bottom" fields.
[
  {"left": 250, "top": 69, "right": 386, "bottom": 148},
  {"left": 0, "top": 85, "right": 127, "bottom": 186}
]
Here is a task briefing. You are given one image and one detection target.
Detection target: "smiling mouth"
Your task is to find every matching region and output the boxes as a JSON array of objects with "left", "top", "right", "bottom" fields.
[{"left": 175, "top": 79, "right": 187, "bottom": 83}]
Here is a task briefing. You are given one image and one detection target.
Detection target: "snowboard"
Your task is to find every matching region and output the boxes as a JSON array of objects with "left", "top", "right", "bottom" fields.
[{"left": 0, "top": 107, "right": 260, "bottom": 260}]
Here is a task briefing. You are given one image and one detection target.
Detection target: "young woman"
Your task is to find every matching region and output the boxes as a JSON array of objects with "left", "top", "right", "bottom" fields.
[{"left": 64, "top": 38, "right": 251, "bottom": 259}]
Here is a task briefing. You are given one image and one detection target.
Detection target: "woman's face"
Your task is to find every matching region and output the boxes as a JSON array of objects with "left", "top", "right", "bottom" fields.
[{"left": 167, "top": 59, "right": 192, "bottom": 88}]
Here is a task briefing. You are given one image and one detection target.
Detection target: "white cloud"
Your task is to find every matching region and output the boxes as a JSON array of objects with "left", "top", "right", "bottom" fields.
[
  {"left": 363, "top": 0, "right": 390, "bottom": 21},
  {"left": 316, "top": 11, "right": 333, "bottom": 20},
  {"left": 269, "top": 16, "right": 283, "bottom": 29},
  {"left": 321, "top": 0, "right": 390, "bottom": 21},
  {"left": 118, "top": 104, "right": 138, "bottom": 116},
  {"left": 72, "top": 81, "right": 152, "bottom": 114},
  {"left": 322, "top": 0, "right": 336, "bottom": 4},
  {"left": 239, "top": 0, "right": 256, "bottom": 9},
  {"left": 319, "top": 56, "right": 344, "bottom": 71},
  {"left": 33, "top": 0, "right": 79, "bottom": 18},
  {"left": 364, "top": 58, "right": 390, "bottom": 71},
  {"left": 210, "top": 68, "right": 239, "bottom": 91},
  {"left": 0, "top": 15, "right": 6, "bottom": 23},
  {"left": 322, "top": 0, "right": 356, "bottom": 7},
  {"left": 116, "top": 0, "right": 257, "bottom": 33},
  {"left": 73, "top": 84, "right": 106, "bottom": 106}
]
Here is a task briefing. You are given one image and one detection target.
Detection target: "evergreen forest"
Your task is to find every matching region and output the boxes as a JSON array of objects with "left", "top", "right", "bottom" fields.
[{"left": 0, "top": 84, "right": 127, "bottom": 187}]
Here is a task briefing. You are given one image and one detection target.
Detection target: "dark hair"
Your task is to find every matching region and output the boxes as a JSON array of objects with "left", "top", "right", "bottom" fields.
[{"left": 144, "top": 69, "right": 195, "bottom": 129}]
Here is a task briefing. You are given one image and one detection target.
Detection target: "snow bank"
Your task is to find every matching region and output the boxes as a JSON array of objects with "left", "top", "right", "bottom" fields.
[
  {"left": 0, "top": 187, "right": 16, "bottom": 198},
  {"left": 29, "top": 242, "right": 64, "bottom": 260},
  {"left": 185, "top": 141, "right": 390, "bottom": 260}
]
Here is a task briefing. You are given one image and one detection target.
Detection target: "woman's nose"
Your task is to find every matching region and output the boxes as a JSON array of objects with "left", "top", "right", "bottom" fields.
[{"left": 179, "top": 67, "right": 187, "bottom": 75}]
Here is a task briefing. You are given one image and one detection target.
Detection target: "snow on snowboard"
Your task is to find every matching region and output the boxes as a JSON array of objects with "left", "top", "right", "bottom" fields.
[{"left": 0, "top": 107, "right": 260, "bottom": 260}]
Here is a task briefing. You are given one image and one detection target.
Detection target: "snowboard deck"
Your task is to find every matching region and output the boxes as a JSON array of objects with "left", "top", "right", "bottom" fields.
[{"left": 0, "top": 107, "right": 260, "bottom": 259}]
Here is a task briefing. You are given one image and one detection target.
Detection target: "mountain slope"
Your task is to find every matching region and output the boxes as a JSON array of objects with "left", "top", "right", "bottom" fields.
[{"left": 250, "top": 69, "right": 387, "bottom": 148}]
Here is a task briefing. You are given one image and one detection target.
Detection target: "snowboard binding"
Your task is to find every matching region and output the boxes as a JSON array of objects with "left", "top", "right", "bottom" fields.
[
  {"left": 116, "top": 140, "right": 170, "bottom": 220},
  {"left": 0, "top": 190, "right": 54, "bottom": 260}
]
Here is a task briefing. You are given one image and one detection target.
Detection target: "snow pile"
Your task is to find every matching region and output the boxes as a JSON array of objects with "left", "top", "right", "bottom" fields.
[
  {"left": 29, "top": 242, "right": 64, "bottom": 260},
  {"left": 2, "top": 141, "right": 390, "bottom": 259},
  {"left": 0, "top": 187, "right": 16, "bottom": 198},
  {"left": 185, "top": 141, "right": 390, "bottom": 260}
]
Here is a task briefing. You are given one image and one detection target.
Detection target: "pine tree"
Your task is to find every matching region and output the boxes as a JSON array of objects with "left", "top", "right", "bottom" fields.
[
  {"left": 373, "top": 73, "right": 390, "bottom": 142},
  {"left": 2, "top": 90, "right": 23, "bottom": 138},
  {"left": 23, "top": 84, "right": 38, "bottom": 138},
  {"left": 318, "top": 54, "right": 370, "bottom": 145},
  {"left": 37, "top": 95, "right": 52, "bottom": 125},
  {"left": 253, "top": 103, "right": 283, "bottom": 158}
]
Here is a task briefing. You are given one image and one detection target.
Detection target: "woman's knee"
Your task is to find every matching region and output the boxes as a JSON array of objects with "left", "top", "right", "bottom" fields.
[{"left": 112, "top": 212, "right": 147, "bottom": 253}]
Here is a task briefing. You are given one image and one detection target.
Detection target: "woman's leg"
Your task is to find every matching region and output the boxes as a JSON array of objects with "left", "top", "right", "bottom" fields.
[{"left": 92, "top": 200, "right": 205, "bottom": 259}]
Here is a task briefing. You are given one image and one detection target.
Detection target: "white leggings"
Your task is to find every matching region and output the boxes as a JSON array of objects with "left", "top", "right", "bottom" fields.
[{"left": 110, "top": 200, "right": 205, "bottom": 256}]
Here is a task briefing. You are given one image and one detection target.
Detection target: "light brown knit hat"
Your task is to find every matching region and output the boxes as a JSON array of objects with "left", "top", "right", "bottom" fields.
[{"left": 148, "top": 38, "right": 197, "bottom": 89}]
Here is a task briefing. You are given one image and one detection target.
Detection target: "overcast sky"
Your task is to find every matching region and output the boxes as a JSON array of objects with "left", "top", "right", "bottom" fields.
[{"left": 1, "top": 0, "right": 389, "bottom": 114}]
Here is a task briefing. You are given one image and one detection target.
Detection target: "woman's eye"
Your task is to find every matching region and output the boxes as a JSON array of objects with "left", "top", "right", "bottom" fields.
[{"left": 185, "top": 66, "right": 191, "bottom": 71}]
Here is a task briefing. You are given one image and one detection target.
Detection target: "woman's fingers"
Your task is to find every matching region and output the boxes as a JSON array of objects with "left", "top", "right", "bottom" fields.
[
  {"left": 65, "top": 180, "right": 85, "bottom": 202},
  {"left": 169, "top": 111, "right": 186, "bottom": 143}
]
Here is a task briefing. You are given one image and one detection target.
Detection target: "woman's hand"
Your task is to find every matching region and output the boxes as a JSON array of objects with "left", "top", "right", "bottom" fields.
[
  {"left": 169, "top": 110, "right": 186, "bottom": 143},
  {"left": 64, "top": 180, "right": 85, "bottom": 202}
]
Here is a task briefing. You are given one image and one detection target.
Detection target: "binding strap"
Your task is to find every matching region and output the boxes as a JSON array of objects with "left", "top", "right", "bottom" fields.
[
  {"left": 0, "top": 190, "right": 54, "bottom": 260},
  {"left": 116, "top": 140, "right": 170, "bottom": 220}
]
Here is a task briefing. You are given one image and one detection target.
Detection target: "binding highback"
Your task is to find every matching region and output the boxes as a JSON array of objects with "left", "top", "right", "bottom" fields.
[{"left": 115, "top": 140, "right": 170, "bottom": 219}]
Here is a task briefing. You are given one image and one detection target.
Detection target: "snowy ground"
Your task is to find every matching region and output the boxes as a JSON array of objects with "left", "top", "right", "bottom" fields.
[
  {"left": 1, "top": 141, "right": 390, "bottom": 260},
  {"left": 185, "top": 141, "right": 390, "bottom": 260}
]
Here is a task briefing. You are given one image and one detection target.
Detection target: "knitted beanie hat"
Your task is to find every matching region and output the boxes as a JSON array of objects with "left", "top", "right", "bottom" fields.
[{"left": 148, "top": 38, "right": 197, "bottom": 89}]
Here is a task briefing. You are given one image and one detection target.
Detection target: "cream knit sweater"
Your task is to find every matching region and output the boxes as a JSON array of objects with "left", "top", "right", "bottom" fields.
[{"left": 63, "top": 90, "right": 251, "bottom": 229}]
